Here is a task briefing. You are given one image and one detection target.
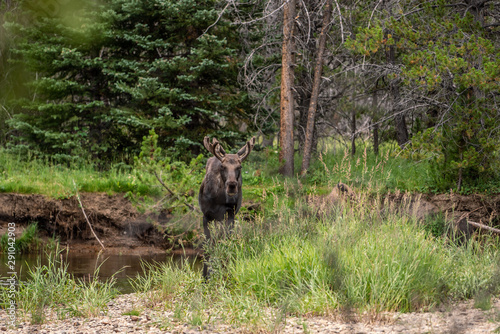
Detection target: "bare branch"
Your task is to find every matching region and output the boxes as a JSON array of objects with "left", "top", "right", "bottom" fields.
[
  {"left": 467, "top": 220, "right": 500, "bottom": 235},
  {"left": 73, "top": 180, "right": 105, "bottom": 250}
]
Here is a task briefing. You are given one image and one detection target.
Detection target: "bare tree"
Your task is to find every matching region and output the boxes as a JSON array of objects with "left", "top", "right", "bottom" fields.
[
  {"left": 300, "top": 0, "right": 333, "bottom": 175},
  {"left": 279, "top": 0, "right": 296, "bottom": 177}
]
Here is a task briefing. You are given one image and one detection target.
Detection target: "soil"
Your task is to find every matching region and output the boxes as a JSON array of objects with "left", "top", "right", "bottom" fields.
[
  {"left": 0, "top": 193, "right": 176, "bottom": 253},
  {"left": 1, "top": 190, "right": 500, "bottom": 253}
]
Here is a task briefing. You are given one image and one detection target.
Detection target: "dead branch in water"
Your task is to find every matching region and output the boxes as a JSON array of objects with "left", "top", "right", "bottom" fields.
[
  {"left": 459, "top": 209, "right": 500, "bottom": 235},
  {"left": 467, "top": 220, "right": 500, "bottom": 235},
  {"left": 73, "top": 180, "right": 105, "bottom": 250}
]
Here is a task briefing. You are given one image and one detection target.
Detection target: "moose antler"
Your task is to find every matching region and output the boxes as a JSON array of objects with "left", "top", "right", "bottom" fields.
[
  {"left": 203, "top": 136, "right": 219, "bottom": 155},
  {"left": 203, "top": 136, "right": 226, "bottom": 160},
  {"left": 237, "top": 136, "right": 256, "bottom": 161}
]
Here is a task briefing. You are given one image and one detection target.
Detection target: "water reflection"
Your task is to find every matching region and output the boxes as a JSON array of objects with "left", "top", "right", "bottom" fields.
[{"left": 0, "top": 250, "right": 202, "bottom": 294}]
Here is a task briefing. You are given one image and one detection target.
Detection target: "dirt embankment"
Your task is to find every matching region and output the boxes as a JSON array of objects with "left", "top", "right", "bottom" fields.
[
  {"left": 0, "top": 190, "right": 499, "bottom": 253},
  {"left": 386, "top": 191, "right": 500, "bottom": 236},
  {"left": 320, "top": 185, "right": 500, "bottom": 237},
  {"left": 0, "top": 193, "right": 174, "bottom": 253}
]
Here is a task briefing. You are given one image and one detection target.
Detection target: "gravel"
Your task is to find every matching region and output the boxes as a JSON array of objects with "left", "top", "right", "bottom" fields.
[{"left": 1, "top": 294, "right": 499, "bottom": 333}]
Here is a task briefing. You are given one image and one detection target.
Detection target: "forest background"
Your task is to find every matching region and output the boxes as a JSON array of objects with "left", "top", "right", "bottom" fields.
[
  {"left": 0, "top": 0, "right": 499, "bottom": 193},
  {"left": 2, "top": 0, "right": 500, "bottom": 326}
]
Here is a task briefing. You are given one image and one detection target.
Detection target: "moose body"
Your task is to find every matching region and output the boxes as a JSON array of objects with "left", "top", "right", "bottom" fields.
[{"left": 199, "top": 136, "right": 255, "bottom": 277}]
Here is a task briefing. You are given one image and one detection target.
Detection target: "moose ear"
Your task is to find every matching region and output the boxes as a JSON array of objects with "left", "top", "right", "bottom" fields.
[{"left": 237, "top": 137, "right": 256, "bottom": 161}]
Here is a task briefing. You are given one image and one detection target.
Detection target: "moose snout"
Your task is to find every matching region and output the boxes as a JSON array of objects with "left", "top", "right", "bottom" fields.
[{"left": 226, "top": 181, "right": 238, "bottom": 196}]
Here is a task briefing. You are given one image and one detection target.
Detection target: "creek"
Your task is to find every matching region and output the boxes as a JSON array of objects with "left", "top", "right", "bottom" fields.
[{"left": 0, "top": 250, "right": 201, "bottom": 294}]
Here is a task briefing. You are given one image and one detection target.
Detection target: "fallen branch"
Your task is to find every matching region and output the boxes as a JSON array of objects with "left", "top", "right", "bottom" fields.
[
  {"left": 73, "top": 180, "right": 106, "bottom": 250},
  {"left": 153, "top": 171, "right": 195, "bottom": 211},
  {"left": 467, "top": 220, "right": 500, "bottom": 235}
]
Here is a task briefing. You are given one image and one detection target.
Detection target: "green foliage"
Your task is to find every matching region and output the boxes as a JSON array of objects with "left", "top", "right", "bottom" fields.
[
  {"left": 0, "top": 149, "right": 160, "bottom": 198},
  {"left": 304, "top": 141, "right": 434, "bottom": 194},
  {"left": 423, "top": 213, "right": 449, "bottom": 238},
  {"left": 122, "top": 310, "right": 140, "bottom": 316},
  {"left": 5, "top": 0, "right": 250, "bottom": 164},
  {"left": 346, "top": 2, "right": 500, "bottom": 191},
  {"left": 0, "top": 2, "right": 31, "bottom": 145},
  {"left": 133, "top": 129, "right": 205, "bottom": 212},
  {"left": 0, "top": 222, "right": 41, "bottom": 253},
  {"left": 125, "top": 188, "right": 500, "bottom": 330},
  {"left": 229, "top": 236, "right": 337, "bottom": 313},
  {"left": 333, "top": 214, "right": 450, "bottom": 312},
  {"left": 3, "top": 248, "right": 118, "bottom": 324}
]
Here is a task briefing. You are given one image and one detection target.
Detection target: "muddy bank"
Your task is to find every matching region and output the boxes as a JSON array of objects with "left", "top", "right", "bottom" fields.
[
  {"left": 0, "top": 190, "right": 499, "bottom": 253},
  {"left": 0, "top": 193, "right": 181, "bottom": 252}
]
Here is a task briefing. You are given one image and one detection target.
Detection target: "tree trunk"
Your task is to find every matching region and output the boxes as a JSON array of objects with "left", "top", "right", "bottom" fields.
[
  {"left": 296, "top": 69, "right": 311, "bottom": 151},
  {"left": 300, "top": 0, "right": 333, "bottom": 175},
  {"left": 279, "top": 0, "right": 296, "bottom": 177},
  {"left": 394, "top": 111, "right": 409, "bottom": 148},
  {"left": 373, "top": 121, "right": 379, "bottom": 155},
  {"left": 372, "top": 87, "right": 379, "bottom": 155},
  {"left": 351, "top": 107, "right": 356, "bottom": 156},
  {"left": 387, "top": 44, "right": 408, "bottom": 148}
]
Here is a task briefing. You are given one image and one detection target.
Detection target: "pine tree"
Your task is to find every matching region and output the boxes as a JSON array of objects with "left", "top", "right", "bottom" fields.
[{"left": 6, "top": 0, "right": 250, "bottom": 164}]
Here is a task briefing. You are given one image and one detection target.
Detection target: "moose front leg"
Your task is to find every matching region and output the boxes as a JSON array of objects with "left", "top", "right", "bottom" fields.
[
  {"left": 225, "top": 206, "right": 236, "bottom": 237},
  {"left": 202, "top": 214, "right": 213, "bottom": 279},
  {"left": 203, "top": 215, "right": 211, "bottom": 244}
]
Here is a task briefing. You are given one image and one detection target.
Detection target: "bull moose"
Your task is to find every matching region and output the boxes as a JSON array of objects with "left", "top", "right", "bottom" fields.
[{"left": 199, "top": 136, "right": 256, "bottom": 278}]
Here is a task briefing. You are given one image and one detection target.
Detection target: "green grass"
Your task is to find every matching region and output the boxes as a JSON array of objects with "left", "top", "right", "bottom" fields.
[
  {"left": 1, "top": 140, "right": 500, "bottom": 329},
  {"left": 241, "top": 140, "right": 436, "bottom": 205},
  {"left": 122, "top": 309, "right": 141, "bottom": 316},
  {"left": 306, "top": 141, "right": 434, "bottom": 193},
  {"left": 125, "top": 188, "right": 500, "bottom": 330},
  {"left": 0, "top": 222, "right": 42, "bottom": 253},
  {"left": 0, "top": 138, "right": 495, "bottom": 202},
  {"left": 0, "top": 248, "right": 119, "bottom": 324},
  {"left": 0, "top": 150, "right": 162, "bottom": 198}
]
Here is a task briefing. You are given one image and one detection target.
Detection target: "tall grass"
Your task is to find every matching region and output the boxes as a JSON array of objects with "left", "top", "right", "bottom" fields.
[
  {"left": 0, "top": 222, "right": 41, "bottom": 253},
  {"left": 327, "top": 211, "right": 450, "bottom": 312},
  {"left": 1, "top": 140, "right": 499, "bottom": 329},
  {"left": 307, "top": 141, "right": 434, "bottom": 193},
  {"left": 0, "top": 249, "right": 118, "bottom": 324},
  {"left": 0, "top": 150, "right": 160, "bottom": 198},
  {"left": 128, "top": 186, "right": 500, "bottom": 330}
]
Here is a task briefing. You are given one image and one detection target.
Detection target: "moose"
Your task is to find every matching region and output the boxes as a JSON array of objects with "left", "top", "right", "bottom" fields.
[{"left": 199, "top": 136, "right": 255, "bottom": 278}]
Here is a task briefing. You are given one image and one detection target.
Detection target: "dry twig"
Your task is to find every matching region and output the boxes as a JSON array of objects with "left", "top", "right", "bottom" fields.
[{"left": 73, "top": 180, "right": 105, "bottom": 250}]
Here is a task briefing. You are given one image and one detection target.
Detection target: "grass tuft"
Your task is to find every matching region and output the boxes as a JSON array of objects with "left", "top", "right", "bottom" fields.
[
  {"left": 1, "top": 222, "right": 42, "bottom": 253},
  {"left": 126, "top": 185, "right": 500, "bottom": 330},
  {"left": 1, "top": 248, "right": 119, "bottom": 324}
]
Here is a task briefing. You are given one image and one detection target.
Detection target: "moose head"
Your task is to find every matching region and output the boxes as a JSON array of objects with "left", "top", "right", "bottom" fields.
[{"left": 202, "top": 136, "right": 255, "bottom": 201}]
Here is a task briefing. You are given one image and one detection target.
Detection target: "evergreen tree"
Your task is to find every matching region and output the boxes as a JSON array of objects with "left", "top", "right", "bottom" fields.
[
  {"left": 346, "top": 0, "right": 500, "bottom": 190},
  {"left": 6, "top": 0, "right": 250, "bottom": 164}
]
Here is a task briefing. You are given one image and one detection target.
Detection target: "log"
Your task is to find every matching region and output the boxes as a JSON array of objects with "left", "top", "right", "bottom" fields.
[{"left": 467, "top": 220, "right": 500, "bottom": 235}]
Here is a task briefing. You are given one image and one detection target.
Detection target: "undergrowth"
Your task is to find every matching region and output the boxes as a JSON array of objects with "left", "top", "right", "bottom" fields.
[
  {"left": 0, "top": 137, "right": 496, "bottom": 202},
  {"left": 0, "top": 248, "right": 119, "bottom": 325},
  {"left": 129, "top": 187, "right": 500, "bottom": 331},
  {"left": 1, "top": 138, "right": 500, "bottom": 330},
  {"left": 0, "top": 222, "right": 42, "bottom": 253}
]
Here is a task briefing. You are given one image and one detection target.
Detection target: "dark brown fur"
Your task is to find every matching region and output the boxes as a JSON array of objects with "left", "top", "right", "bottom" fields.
[{"left": 199, "top": 136, "right": 255, "bottom": 277}]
